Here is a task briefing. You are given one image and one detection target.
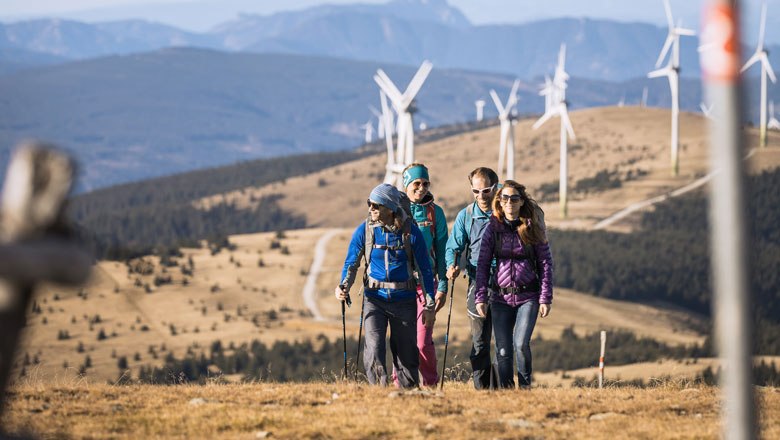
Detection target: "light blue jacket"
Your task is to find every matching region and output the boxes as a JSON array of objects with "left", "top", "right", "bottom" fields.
[
  {"left": 445, "top": 201, "right": 493, "bottom": 279},
  {"left": 340, "top": 220, "right": 435, "bottom": 303}
]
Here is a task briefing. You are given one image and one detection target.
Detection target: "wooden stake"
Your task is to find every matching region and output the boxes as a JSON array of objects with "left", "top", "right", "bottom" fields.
[{"left": 599, "top": 330, "right": 606, "bottom": 389}]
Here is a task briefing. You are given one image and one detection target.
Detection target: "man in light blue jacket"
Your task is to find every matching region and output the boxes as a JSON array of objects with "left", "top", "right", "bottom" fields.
[
  {"left": 444, "top": 167, "right": 499, "bottom": 389},
  {"left": 336, "top": 183, "right": 436, "bottom": 388}
]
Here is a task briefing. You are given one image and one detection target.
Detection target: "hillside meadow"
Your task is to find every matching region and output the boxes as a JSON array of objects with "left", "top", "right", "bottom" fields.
[{"left": 4, "top": 381, "right": 780, "bottom": 439}]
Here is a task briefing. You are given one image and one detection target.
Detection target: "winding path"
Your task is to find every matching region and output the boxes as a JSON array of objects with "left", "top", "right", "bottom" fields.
[
  {"left": 302, "top": 229, "right": 341, "bottom": 321},
  {"left": 593, "top": 149, "right": 758, "bottom": 230}
]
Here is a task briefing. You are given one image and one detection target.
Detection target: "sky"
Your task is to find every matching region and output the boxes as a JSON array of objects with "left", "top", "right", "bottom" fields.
[{"left": 0, "top": 0, "right": 776, "bottom": 43}]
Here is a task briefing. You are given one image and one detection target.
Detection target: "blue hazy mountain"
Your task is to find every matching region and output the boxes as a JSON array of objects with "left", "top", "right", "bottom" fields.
[{"left": 0, "top": 0, "right": 725, "bottom": 81}]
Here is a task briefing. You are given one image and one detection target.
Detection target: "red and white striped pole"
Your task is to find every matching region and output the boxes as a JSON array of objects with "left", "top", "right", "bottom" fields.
[
  {"left": 701, "top": 1, "right": 756, "bottom": 438},
  {"left": 598, "top": 330, "right": 606, "bottom": 389}
]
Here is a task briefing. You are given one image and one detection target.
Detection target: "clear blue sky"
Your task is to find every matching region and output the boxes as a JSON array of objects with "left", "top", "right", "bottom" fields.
[{"left": 1, "top": 0, "right": 775, "bottom": 43}]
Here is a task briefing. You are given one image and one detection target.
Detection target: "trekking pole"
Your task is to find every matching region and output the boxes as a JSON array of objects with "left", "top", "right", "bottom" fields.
[
  {"left": 439, "top": 276, "right": 457, "bottom": 390},
  {"left": 354, "top": 286, "right": 366, "bottom": 381},
  {"left": 341, "top": 290, "right": 351, "bottom": 380}
]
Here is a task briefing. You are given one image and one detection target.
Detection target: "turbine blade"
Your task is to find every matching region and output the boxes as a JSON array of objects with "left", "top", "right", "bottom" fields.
[
  {"left": 763, "top": 54, "right": 777, "bottom": 83},
  {"left": 741, "top": 52, "right": 762, "bottom": 73},
  {"left": 759, "top": 1, "right": 768, "bottom": 50},
  {"left": 532, "top": 111, "right": 555, "bottom": 130},
  {"left": 509, "top": 79, "right": 521, "bottom": 103},
  {"left": 675, "top": 27, "right": 696, "bottom": 36},
  {"left": 403, "top": 60, "right": 433, "bottom": 101},
  {"left": 374, "top": 70, "right": 404, "bottom": 105},
  {"left": 369, "top": 105, "right": 381, "bottom": 118},
  {"left": 648, "top": 66, "right": 671, "bottom": 78},
  {"left": 656, "top": 35, "right": 674, "bottom": 68},
  {"left": 663, "top": 0, "right": 674, "bottom": 29},
  {"left": 490, "top": 89, "right": 505, "bottom": 114}
]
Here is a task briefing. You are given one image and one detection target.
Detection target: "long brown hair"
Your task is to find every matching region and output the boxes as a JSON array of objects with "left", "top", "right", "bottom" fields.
[{"left": 492, "top": 180, "right": 547, "bottom": 245}]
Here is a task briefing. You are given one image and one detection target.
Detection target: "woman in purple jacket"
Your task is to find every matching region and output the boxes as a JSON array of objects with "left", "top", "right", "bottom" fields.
[{"left": 474, "top": 180, "right": 553, "bottom": 389}]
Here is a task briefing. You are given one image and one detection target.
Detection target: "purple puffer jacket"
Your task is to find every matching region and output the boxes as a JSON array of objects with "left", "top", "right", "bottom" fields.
[{"left": 474, "top": 216, "right": 553, "bottom": 307}]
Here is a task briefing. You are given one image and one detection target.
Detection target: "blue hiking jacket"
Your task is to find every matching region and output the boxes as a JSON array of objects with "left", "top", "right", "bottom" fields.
[
  {"left": 341, "top": 220, "right": 435, "bottom": 303},
  {"left": 445, "top": 202, "right": 493, "bottom": 279}
]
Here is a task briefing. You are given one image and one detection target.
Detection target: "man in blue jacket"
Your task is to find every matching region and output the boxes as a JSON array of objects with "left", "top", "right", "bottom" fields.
[
  {"left": 336, "top": 183, "right": 436, "bottom": 388},
  {"left": 444, "top": 167, "right": 499, "bottom": 389}
]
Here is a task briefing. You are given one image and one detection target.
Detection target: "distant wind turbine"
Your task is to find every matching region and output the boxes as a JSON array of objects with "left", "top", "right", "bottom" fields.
[
  {"left": 648, "top": 0, "right": 695, "bottom": 177},
  {"left": 490, "top": 79, "right": 520, "bottom": 181},
  {"left": 641, "top": 86, "right": 648, "bottom": 107},
  {"left": 374, "top": 60, "right": 433, "bottom": 187},
  {"left": 475, "top": 99, "right": 486, "bottom": 121},
  {"left": 533, "top": 43, "right": 576, "bottom": 219},
  {"left": 769, "top": 101, "right": 780, "bottom": 131},
  {"left": 700, "top": 103, "right": 714, "bottom": 120},
  {"left": 362, "top": 120, "right": 374, "bottom": 143},
  {"left": 741, "top": 0, "right": 776, "bottom": 147},
  {"left": 368, "top": 105, "right": 386, "bottom": 138}
]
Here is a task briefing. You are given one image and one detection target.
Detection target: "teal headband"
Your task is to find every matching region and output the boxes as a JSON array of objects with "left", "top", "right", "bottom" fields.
[{"left": 402, "top": 165, "right": 429, "bottom": 188}]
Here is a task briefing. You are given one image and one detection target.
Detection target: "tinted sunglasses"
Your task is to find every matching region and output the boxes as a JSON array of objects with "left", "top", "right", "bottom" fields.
[
  {"left": 411, "top": 180, "right": 431, "bottom": 189},
  {"left": 366, "top": 200, "right": 384, "bottom": 210},
  {"left": 472, "top": 184, "right": 496, "bottom": 195},
  {"left": 500, "top": 194, "right": 523, "bottom": 203}
]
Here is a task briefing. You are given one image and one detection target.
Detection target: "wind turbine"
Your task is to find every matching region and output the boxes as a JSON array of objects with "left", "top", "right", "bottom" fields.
[
  {"left": 648, "top": 0, "right": 695, "bottom": 177},
  {"left": 769, "top": 101, "right": 780, "bottom": 131},
  {"left": 700, "top": 102, "right": 714, "bottom": 120},
  {"left": 374, "top": 60, "right": 433, "bottom": 187},
  {"left": 475, "top": 99, "right": 486, "bottom": 121},
  {"left": 641, "top": 86, "right": 648, "bottom": 107},
  {"left": 741, "top": 1, "right": 776, "bottom": 148},
  {"left": 362, "top": 120, "right": 374, "bottom": 143},
  {"left": 368, "top": 105, "right": 386, "bottom": 138},
  {"left": 490, "top": 79, "right": 520, "bottom": 181},
  {"left": 533, "top": 43, "right": 576, "bottom": 219}
]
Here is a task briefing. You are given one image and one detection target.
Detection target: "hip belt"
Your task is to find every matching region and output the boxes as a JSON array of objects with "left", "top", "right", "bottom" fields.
[
  {"left": 495, "top": 279, "right": 540, "bottom": 295},
  {"left": 366, "top": 276, "right": 417, "bottom": 290}
]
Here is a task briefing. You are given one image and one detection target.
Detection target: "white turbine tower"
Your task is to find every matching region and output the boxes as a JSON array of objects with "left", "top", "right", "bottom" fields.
[
  {"left": 641, "top": 86, "right": 649, "bottom": 107},
  {"left": 374, "top": 60, "right": 433, "bottom": 187},
  {"left": 533, "top": 43, "right": 576, "bottom": 219},
  {"left": 490, "top": 79, "right": 520, "bottom": 181},
  {"left": 362, "top": 119, "right": 374, "bottom": 143},
  {"left": 769, "top": 101, "right": 780, "bottom": 131},
  {"left": 648, "top": 0, "right": 695, "bottom": 177},
  {"left": 741, "top": 1, "right": 776, "bottom": 147},
  {"left": 475, "top": 99, "right": 486, "bottom": 121}
]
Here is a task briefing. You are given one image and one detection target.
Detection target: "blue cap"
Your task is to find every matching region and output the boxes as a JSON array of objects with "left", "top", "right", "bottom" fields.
[{"left": 369, "top": 183, "right": 401, "bottom": 213}]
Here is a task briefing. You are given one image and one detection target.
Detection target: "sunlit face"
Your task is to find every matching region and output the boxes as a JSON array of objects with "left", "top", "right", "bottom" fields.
[
  {"left": 367, "top": 200, "right": 392, "bottom": 223},
  {"left": 499, "top": 187, "right": 524, "bottom": 219},
  {"left": 406, "top": 178, "right": 430, "bottom": 203},
  {"left": 471, "top": 175, "right": 496, "bottom": 211}
]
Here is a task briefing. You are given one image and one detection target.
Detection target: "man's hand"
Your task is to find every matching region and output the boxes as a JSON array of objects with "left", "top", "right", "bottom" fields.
[
  {"left": 446, "top": 265, "right": 460, "bottom": 280},
  {"left": 334, "top": 285, "right": 348, "bottom": 301},
  {"left": 422, "top": 309, "right": 436, "bottom": 328},
  {"left": 434, "top": 291, "right": 447, "bottom": 313},
  {"left": 540, "top": 303, "right": 552, "bottom": 318},
  {"left": 476, "top": 302, "right": 488, "bottom": 318}
]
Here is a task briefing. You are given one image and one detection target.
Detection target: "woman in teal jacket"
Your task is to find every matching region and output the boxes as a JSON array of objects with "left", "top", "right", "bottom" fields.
[{"left": 397, "top": 163, "right": 448, "bottom": 386}]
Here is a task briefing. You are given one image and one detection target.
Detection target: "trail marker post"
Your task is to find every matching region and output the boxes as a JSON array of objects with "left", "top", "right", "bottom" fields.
[{"left": 598, "top": 330, "right": 606, "bottom": 389}]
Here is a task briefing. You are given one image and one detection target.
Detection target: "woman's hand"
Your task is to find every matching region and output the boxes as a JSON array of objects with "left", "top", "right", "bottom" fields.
[
  {"left": 540, "top": 303, "right": 551, "bottom": 318},
  {"left": 334, "top": 285, "right": 348, "bottom": 301},
  {"left": 476, "top": 302, "right": 488, "bottom": 318}
]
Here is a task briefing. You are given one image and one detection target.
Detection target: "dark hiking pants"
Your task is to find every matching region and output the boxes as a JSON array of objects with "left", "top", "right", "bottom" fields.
[
  {"left": 363, "top": 296, "right": 419, "bottom": 388},
  {"left": 492, "top": 300, "right": 539, "bottom": 389},
  {"left": 467, "top": 279, "right": 493, "bottom": 389}
]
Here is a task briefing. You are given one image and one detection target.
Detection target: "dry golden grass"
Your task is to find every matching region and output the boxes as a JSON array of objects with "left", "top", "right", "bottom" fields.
[{"left": 4, "top": 381, "right": 780, "bottom": 439}]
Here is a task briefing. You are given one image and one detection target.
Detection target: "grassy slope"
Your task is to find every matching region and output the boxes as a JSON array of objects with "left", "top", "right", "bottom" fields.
[{"left": 4, "top": 382, "right": 780, "bottom": 439}]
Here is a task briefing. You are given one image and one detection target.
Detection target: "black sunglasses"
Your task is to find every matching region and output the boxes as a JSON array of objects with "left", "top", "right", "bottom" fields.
[
  {"left": 367, "top": 200, "right": 384, "bottom": 210},
  {"left": 500, "top": 194, "right": 523, "bottom": 203}
]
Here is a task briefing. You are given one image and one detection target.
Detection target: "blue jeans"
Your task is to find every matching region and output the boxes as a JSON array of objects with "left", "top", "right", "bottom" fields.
[{"left": 491, "top": 300, "right": 539, "bottom": 388}]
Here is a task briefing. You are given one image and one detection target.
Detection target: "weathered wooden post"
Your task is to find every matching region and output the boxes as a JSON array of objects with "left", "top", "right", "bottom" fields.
[
  {"left": 598, "top": 330, "right": 606, "bottom": 389},
  {"left": 0, "top": 143, "right": 92, "bottom": 425}
]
